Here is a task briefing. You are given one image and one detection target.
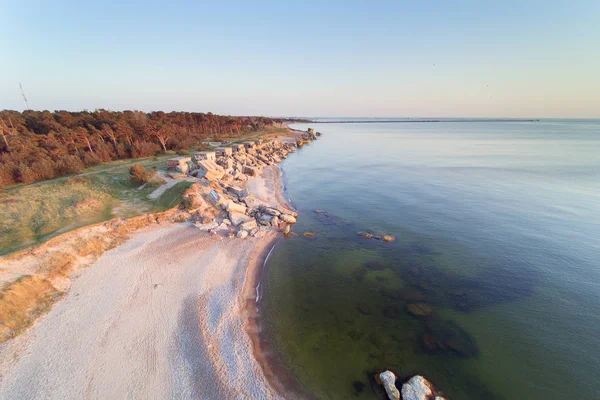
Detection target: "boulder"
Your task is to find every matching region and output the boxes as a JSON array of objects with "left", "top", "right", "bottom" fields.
[
  {"left": 236, "top": 230, "right": 248, "bottom": 239},
  {"left": 258, "top": 214, "right": 274, "bottom": 226},
  {"left": 229, "top": 211, "right": 251, "bottom": 226},
  {"left": 227, "top": 185, "right": 247, "bottom": 197},
  {"left": 283, "top": 224, "right": 291, "bottom": 235},
  {"left": 383, "top": 235, "right": 395, "bottom": 242},
  {"left": 225, "top": 200, "right": 247, "bottom": 214},
  {"left": 194, "top": 221, "right": 219, "bottom": 231},
  {"left": 243, "top": 165, "right": 257, "bottom": 176},
  {"left": 243, "top": 195, "right": 262, "bottom": 211},
  {"left": 239, "top": 219, "right": 258, "bottom": 231},
  {"left": 263, "top": 207, "right": 281, "bottom": 216},
  {"left": 401, "top": 376, "right": 433, "bottom": 400},
  {"left": 406, "top": 303, "right": 433, "bottom": 319},
  {"left": 378, "top": 370, "right": 400, "bottom": 400},
  {"left": 302, "top": 232, "right": 316, "bottom": 238},
  {"left": 279, "top": 214, "right": 297, "bottom": 224},
  {"left": 278, "top": 208, "right": 298, "bottom": 218}
]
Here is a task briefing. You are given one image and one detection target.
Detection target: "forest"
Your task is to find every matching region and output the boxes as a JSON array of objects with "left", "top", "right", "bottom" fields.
[{"left": 0, "top": 110, "right": 289, "bottom": 187}]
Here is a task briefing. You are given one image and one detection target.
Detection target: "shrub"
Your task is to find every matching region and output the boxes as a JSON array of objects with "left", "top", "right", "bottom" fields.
[{"left": 129, "top": 164, "right": 155, "bottom": 185}]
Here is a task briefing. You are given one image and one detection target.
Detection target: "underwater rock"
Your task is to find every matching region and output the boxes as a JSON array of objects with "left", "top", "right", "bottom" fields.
[
  {"left": 364, "top": 261, "right": 389, "bottom": 270},
  {"left": 302, "top": 232, "right": 316, "bottom": 238},
  {"left": 401, "top": 375, "right": 433, "bottom": 400},
  {"left": 353, "top": 380, "right": 366, "bottom": 394},
  {"left": 357, "top": 303, "right": 372, "bottom": 315},
  {"left": 283, "top": 224, "right": 291, "bottom": 235},
  {"left": 420, "top": 319, "right": 479, "bottom": 358},
  {"left": 406, "top": 303, "right": 434, "bottom": 319},
  {"left": 383, "top": 305, "right": 402, "bottom": 319},
  {"left": 378, "top": 370, "right": 400, "bottom": 400},
  {"left": 383, "top": 235, "right": 395, "bottom": 242},
  {"left": 348, "top": 330, "right": 364, "bottom": 341},
  {"left": 353, "top": 267, "right": 368, "bottom": 281},
  {"left": 359, "top": 232, "right": 373, "bottom": 239}
]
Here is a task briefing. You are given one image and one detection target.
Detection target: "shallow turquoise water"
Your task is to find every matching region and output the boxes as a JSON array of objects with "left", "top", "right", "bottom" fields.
[{"left": 261, "top": 119, "right": 600, "bottom": 399}]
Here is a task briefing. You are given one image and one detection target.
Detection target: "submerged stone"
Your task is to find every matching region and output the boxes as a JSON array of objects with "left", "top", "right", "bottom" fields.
[
  {"left": 357, "top": 303, "right": 372, "bottom": 315},
  {"left": 353, "top": 380, "right": 366, "bottom": 393},
  {"left": 406, "top": 303, "right": 434, "bottom": 319},
  {"left": 383, "top": 305, "right": 402, "bottom": 319},
  {"left": 420, "top": 319, "right": 479, "bottom": 358},
  {"left": 302, "top": 232, "right": 316, "bottom": 238}
]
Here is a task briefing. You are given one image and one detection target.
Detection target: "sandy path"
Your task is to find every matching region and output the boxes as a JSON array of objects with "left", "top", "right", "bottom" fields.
[{"left": 0, "top": 222, "right": 281, "bottom": 399}]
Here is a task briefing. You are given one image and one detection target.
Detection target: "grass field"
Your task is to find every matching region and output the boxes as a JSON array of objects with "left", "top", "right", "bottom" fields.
[{"left": 0, "top": 155, "right": 183, "bottom": 255}]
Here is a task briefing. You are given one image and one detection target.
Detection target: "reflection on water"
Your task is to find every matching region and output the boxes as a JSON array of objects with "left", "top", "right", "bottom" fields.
[{"left": 262, "top": 120, "right": 600, "bottom": 399}]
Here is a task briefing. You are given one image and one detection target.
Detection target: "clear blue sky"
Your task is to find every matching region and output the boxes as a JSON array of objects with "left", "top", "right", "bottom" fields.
[{"left": 2, "top": 1, "right": 599, "bottom": 117}]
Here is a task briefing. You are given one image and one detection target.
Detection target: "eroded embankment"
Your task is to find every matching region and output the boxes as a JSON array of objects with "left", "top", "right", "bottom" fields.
[{"left": 0, "top": 207, "right": 189, "bottom": 343}]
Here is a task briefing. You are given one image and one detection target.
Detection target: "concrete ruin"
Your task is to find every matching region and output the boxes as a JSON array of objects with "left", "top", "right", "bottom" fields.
[
  {"left": 216, "top": 147, "right": 233, "bottom": 157},
  {"left": 193, "top": 151, "right": 216, "bottom": 162},
  {"left": 167, "top": 157, "right": 192, "bottom": 174}
]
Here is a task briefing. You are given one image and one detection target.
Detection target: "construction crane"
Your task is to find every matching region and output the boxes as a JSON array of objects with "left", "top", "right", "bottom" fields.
[{"left": 19, "top": 83, "right": 29, "bottom": 110}]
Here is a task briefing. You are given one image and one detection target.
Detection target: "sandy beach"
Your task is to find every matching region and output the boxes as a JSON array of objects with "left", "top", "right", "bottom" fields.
[{"left": 0, "top": 167, "right": 289, "bottom": 399}]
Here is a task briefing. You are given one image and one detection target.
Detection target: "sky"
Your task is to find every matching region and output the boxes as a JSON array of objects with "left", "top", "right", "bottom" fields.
[{"left": 1, "top": 1, "right": 599, "bottom": 118}]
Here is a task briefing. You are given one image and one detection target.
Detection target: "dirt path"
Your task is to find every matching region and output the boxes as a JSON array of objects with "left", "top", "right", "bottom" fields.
[{"left": 0, "top": 223, "right": 280, "bottom": 399}]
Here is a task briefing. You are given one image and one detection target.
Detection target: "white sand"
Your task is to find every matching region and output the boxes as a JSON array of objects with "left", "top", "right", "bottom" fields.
[{"left": 0, "top": 169, "right": 288, "bottom": 399}]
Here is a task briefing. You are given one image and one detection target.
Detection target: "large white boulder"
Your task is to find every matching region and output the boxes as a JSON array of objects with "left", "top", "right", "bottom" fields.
[
  {"left": 379, "top": 370, "right": 400, "bottom": 400},
  {"left": 225, "top": 200, "right": 247, "bottom": 214},
  {"left": 279, "top": 213, "right": 297, "bottom": 224},
  {"left": 401, "top": 375, "right": 433, "bottom": 400},
  {"left": 228, "top": 211, "right": 251, "bottom": 226}
]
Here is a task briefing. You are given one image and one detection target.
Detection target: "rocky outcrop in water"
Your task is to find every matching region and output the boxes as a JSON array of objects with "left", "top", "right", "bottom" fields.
[
  {"left": 378, "top": 370, "right": 400, "bottom": 399},
  {"left": 375, "top": 372, "right": 446, "bottom": 400}
]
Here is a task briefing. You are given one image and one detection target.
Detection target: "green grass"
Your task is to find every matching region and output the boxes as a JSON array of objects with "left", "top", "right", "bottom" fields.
[
  {"left": 152, "top": 181, "right": 194, "bottom": 211},
  {"left": 0, "top": 156, "right": 190, "bottom": 255}
]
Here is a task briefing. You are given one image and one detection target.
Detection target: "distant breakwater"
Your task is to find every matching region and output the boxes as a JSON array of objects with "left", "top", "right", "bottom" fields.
[{"left": 309, "top": 119, "right": 540, "bottom": 123}]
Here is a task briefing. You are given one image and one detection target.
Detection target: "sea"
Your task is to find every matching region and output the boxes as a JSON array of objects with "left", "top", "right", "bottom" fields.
[{"left": 259, "top": 118, "right": 600, "bottom": 399}]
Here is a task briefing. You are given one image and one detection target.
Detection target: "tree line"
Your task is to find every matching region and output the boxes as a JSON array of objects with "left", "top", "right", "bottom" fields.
[{"left": 0, "top": 110, "right": 286, "bottom": 187}]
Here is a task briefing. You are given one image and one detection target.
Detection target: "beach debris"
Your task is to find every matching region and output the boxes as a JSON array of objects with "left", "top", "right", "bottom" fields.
[
  {"left": 378, "top": 370, "right": 400, "bottom": 399},
  {"left": 405, "top": 303, "right": 434, "bottom": 319},
  {"left": 302, "top": 232, "right": 316, "bottom": 238}
]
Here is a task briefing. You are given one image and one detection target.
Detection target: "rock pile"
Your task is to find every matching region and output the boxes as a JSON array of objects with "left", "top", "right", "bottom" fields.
[
  {"left": 181, "top": 178, "right": 298, "bottom": 239},
  {"left": 358, "top": 231, "right": 396, "bottom": 242},
  {"left": 375, "top": 371, "right": 446, "bottom": 400},
  {"left": 189, "top": 138, "right": 295, "bottom": 183},
  {"left": 296, "top": 127, "right": 321, "bottom": 147}
]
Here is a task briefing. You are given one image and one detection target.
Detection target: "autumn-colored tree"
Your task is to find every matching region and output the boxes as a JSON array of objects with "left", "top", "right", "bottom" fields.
[{"left": 0, "top": 109, "right": 301, "bottom": 185}]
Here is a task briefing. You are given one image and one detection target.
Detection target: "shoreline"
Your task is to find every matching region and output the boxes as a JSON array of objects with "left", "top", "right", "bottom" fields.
[
  {"left": 240, "top": 167, "right": 315, "bottom": 400},
  {"left": 0, "top": 127, "right": 314, "bottom": 398}
]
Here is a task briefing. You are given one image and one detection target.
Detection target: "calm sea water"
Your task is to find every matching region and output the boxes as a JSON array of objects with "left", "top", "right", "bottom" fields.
[{"left": 261, "top": 119, "right": 600, "bottom": 399}]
